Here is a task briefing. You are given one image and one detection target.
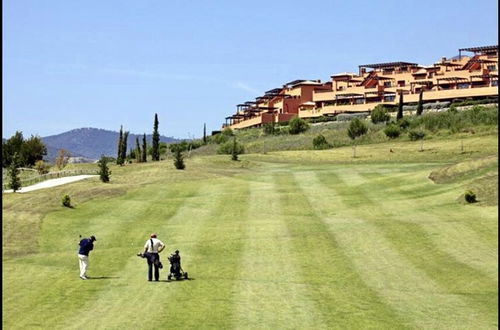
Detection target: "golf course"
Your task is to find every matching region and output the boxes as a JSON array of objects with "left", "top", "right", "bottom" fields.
[{"left": 2, "top": 131, "right": 498, "bottom": 329}]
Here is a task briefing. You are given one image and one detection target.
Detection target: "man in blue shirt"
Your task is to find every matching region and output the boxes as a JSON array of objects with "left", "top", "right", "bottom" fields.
[{"left": 78, "top": 235, "right": 96, "bottom": 280}]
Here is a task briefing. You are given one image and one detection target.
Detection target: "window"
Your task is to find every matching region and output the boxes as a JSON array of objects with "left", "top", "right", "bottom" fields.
[
  {"left": 492, "top": 80, "right": 498, "bottom": 86},
  {"left": 487, "top": 65, "right": 497, "bottom": 71},
  {"left": 398, "top": 80, "right": 405, "bottom": 87},
  {"left": 355, "top": 98, "right": 364, "bottom": 104},
  {"left": 457, "top": 83, "right": 470, "bottom": 89},
  {"left": 384, "top": 81, "right": 392, "bottom": 87},
  {"left": 384, "top": 95, "right": 395, "bottom": 102}
]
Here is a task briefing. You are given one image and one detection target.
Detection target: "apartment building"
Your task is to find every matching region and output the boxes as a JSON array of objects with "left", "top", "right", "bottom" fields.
[{"left": 224, "top": 45, "right": 498, "bottom": 130}]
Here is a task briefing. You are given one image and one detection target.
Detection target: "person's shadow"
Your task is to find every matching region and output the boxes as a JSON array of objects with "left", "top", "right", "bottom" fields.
[{"left": 87, "top": 276, "right": 120, "bottom": 280}]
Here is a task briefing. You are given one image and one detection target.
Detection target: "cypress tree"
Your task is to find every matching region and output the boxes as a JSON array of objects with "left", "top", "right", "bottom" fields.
[
  {"left": 231, "top": 137, "right": 238, "bottom": 161},
  {"left": 152, "top": 113, "right": 160, "bottom": 161},
  {"left": 203, "top": 123, "right": 207, "bottom": 144},
  {"left": 416, "top": 89, "right": 424, "bottom": 116},
  {"left": 396, "top": 91, "right": 404, "bottom": 121},
  {"left": 142, "top": 133, "right": 147, "bottom": 162},
  {"left": 8, "top": 153, "right": 21, "bottom": 192},
  {"left": 135, "top": 137, "right": 141, "bottom": 162},
  {"left": 120, "top": 131, "right": 129, "bottom": 164},
  {"left": 117, "top": 126, "right": 124, "bottom": 165}
]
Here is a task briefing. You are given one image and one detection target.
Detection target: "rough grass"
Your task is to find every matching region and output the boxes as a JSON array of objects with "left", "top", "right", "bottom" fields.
[{"left": 2, "top": 132, "right": 498, "bottom": 329}]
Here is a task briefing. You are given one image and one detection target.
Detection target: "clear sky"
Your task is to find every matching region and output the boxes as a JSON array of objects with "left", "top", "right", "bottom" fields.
[{"left": 3, "top": 0, "right": 498, "bottom": 139}]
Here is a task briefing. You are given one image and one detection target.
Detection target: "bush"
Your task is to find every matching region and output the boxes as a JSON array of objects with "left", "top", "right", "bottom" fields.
[
  {"left": 263, "top": 123, "right": 275, "bottom": 135},
  {"left": 34, "top": 160, "right": 50, "bottom": 175},
  {"left": 370, "top": 105, "right": 391, "bottom": 124},
  {"left": 97, "top": 155, "right": 111, "bottom": 182},
  {"left": 408, "top": 130, "right": 426, "bottom": 141},
  {"left": 212, "top": 133, "right": 230, "bottom": 144},
  {"left": 337, "top": 112, "right": 369, "bottom": 122},
  {"left": 347, "top": 118, "right": 368, "bottom": 140},
  {"left": 464, "top": 190, "right": 477, "bottom": 203},
  {"left": 62, "top": 194, "right": 71, "bottom": 207},
  {"left": 222, "top": 127, "right": 234, "bottom": 136},
  {"left": 173, "top": 149, "right": 185, "bottom": 170},
  {"left": 312, "top": 134, "right": 331, "bottom": 150},
  {"left": 398, "top": 118, "right": 411, "bottom": 130},
  {"left": 384, "top": 124, "right": 401, "bottom": 139},
  {"left": 218, "top": 139, "right": 245, "bottom": 155},
  {"left": 289, "top": 117, "right": 309, "bottom": 134}
]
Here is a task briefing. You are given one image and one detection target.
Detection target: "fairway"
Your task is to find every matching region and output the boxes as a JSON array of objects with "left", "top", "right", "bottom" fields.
[{"left": 3, "top": 141, "right": 498, "bottom": 329}]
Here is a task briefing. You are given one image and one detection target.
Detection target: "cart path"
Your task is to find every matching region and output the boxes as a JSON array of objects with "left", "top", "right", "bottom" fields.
[{"left": 3, "top": 175, "right": 98, "bottom": 193}]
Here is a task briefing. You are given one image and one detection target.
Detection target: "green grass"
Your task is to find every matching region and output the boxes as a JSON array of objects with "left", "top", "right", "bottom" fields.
[{"left": 3, "top": 132, "right": 498, "bottom": 329}]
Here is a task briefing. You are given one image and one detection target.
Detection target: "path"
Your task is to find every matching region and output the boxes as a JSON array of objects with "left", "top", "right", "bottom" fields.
[{"left": 3, "top": 175, "right": 98, "bottom": 193}]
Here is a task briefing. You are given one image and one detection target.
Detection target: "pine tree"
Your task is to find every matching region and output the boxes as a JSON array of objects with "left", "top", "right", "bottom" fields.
[
  {"left": 152, "top": 114, "right": 160, "bottom": 161},
  {"left": 173, "top": 148, "right": 185, "bottom": 170},
  {"left": 8, "top": 153, "right": 21, "bottom": 192},
  {"left": 117, "top": 126, "right": 124, "bottom": 165},
  {"left": 203, "top": 123, "right": 207, "bottom": 144},
  {"left": 142, "top": 133, "right": 147, "bottom": 162},
  {"left": 135, "top": 137, "right": 141, "bottom": 162},
  {"left": 416, "top": 89, "right": 424, "bottom": 116},
  {"left": 97, "top": 155, "right": 111, "bottom": 183},
  {"left": 396, "top": 91, "right": 404, "bottom": 121}
]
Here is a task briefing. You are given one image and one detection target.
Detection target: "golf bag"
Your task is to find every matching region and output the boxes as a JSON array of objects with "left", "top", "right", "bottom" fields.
[{"left": 167, "top": 250, "right": 188, "bottom": 280}]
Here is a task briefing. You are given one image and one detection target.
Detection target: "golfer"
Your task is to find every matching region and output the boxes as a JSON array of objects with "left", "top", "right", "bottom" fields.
[
  {"left": 78, "top": 235, "right": 96, "bottom": 280},
  {"left": 143, "top": 233, "right": 165, "bottom": 281}
]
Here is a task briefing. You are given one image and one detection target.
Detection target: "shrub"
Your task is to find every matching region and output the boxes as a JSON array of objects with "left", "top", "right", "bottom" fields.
[
  {"left": 464, "top": 190, "right": 477, "bottom": 203},
  {"left": 384, "top": 124, "right": 401, "bottom": 139},
  {"left": 347, "top": 118, "right": 368, "bottom": 140},
  {"left": 370, "top": 105, "right": 391, "bottom": 124},
  {"left": 312, "top": 134, "right": 331, "bottom": 150},
  {"left": 289, "top": 117, "right": 309, "bottom": 134},
  {"left": 408, "top": 130, "right": 426, "bottom": 141},
  {"left": 173, "top": 149, "right": 185, "bottom": 170},
  {"left": 222, "top": 127, "right": 234, "bottom": 136},
  {"left": 263, "top": 123, "right": 275, "bottom": 135},
  {"left": 97, "top": 155, "right": 111, "bottom": 182},
  {"left": 212, "top": 133, "right": 230, "bottom": 144},
  {"left": 218, "top": 139, "right": 245, "bottom": 155},
  {"left": 34, "top": 160, "right": 50, "bottom": 175},
  {"left": 62, "top": 194, "right": 71, "bottom": 207},
  {"left": 398, "top": 118, "right": 411, "bottom": 130}
]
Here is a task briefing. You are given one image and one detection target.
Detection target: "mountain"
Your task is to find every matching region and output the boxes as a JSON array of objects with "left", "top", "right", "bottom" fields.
[{"left": 42, "top": 127, "right": 181, "bottom": 162}]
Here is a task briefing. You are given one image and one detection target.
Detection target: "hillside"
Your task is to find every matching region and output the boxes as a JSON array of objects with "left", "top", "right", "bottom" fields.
[{"left": 42, "top": 127, "right": 180, "bottom": 161}]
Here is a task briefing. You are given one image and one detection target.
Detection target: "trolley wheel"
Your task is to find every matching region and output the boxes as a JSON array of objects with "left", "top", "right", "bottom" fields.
[
  {"left": 167, "top": 275, "right": 172, "bottom": 281},
  {"left": 184, "top": 272, "right": 188, "bottom": 279}
]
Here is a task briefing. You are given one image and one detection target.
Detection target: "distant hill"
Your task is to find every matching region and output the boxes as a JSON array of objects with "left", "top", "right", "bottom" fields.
[{"left": 42, "top": 128, "right": 180, "bottom": 162}]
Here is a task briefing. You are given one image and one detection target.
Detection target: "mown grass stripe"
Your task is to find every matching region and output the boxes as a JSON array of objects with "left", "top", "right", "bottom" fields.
[
  {"left": 275, "top": 171, "right": 408, "bottom": 329},
  {"left": 296, "top": 169, "right": 496, "bottom": 329},
  {"left": 234, "top": 177, "right": 327, "bottom": 329},
  {"left": 314, "top": 169, "right": 497, "bottom": 327}
]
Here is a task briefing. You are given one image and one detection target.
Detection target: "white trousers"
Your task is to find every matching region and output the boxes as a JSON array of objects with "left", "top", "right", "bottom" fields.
[{"left": 78, "top": 254, "right": 89, "bottom": 277}]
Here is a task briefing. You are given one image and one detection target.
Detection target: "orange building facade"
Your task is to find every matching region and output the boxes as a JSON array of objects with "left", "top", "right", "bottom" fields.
[{"left": 224, "top": 45, "right": 498, "bottom": 130}]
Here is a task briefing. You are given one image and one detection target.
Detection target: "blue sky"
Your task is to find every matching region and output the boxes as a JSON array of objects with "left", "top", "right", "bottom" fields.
[{"left": 3, "top": 0, "right": 498, "bottom": 139}]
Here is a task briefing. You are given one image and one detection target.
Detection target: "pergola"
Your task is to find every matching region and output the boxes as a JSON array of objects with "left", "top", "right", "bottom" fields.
[
  {"left": 459, "top": 45, "right": 498, "bottom": 59},
  {"left": 358, "top": 61, "right": 419, "bottom": 75}
]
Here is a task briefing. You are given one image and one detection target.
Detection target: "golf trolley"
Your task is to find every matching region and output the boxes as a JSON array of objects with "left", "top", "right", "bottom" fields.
[{"left": 167, "top": 250, "right": 188, "bottom": 281}]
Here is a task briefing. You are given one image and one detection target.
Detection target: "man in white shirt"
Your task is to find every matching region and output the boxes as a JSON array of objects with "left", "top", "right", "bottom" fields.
[{"left": 142, "top": 233, "right": 165, "bottom": 281}]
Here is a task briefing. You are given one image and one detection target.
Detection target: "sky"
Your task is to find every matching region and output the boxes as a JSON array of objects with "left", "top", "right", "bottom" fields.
[{"left": 3, "top": 0, "right": 498, "bottom": 139}]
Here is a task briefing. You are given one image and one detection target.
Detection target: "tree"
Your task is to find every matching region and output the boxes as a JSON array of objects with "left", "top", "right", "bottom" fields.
[
  {"left": 370, "top": 105, "right": 391, "bottom": 124},
  {"left": 117, "top": 126, "right": 124, "bottom": 165},
  {"left": 312, "top": 134, "right": 331, "bottom": 149},
  {"left": 97, "top": 155, "right": 111, "bottom": 182},
  {"left": 135, "top": 137, "right": 141, "bottom": 162},
  {"left": 122, "top": 131, "right": 129, "bottom": 164},
  {"left": 396, "top": 91, "right": 404, "bottom": 121},
  {"left": 416, "top": 89, "right": 424, "bottom": 116},
  {"left": 152, "top": 113, "right": 160, "bottom": 161},
  {"left": 21, "top": 135, "right": 47, "bottom": 167},
  {"left": 8, "top": 154, "right": 21, "bottom": 192},
  {"left": 203, "top": 123, "right": 207, "bottom": 144},
  {"left": 142, "top": 133, "right": 147, "bottom": 162},
  {"left": 347, "top": 118, "right": 368, "bottom": 158},
  {"left": 173, "top": 149, "right": 185, "bottom": 169},
  {"left": 289, "top": 116, "right": 309, "bottom": 135},
  {"left": 3, "top": 131, "right": 25, "bottom": 167},
  {"left": 231, "top": 137, "right": 239, "bottom": 161},
  {"left": 55, "top": 149, "right": 71, "bottom": 170}
]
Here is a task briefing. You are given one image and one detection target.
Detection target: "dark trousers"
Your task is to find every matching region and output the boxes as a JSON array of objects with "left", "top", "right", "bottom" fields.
[{"left": 147, "top": 253, "right": 160, "bottom": 281}]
